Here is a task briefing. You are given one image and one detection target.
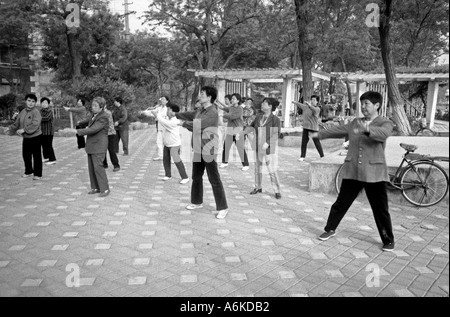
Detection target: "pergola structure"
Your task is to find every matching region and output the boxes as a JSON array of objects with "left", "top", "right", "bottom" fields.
[
  {"left": 334, "top": 71, "right": 449, "bottom": 129},
  {"left": 188, "top": 68, "right": 331, "bottom": 128}
]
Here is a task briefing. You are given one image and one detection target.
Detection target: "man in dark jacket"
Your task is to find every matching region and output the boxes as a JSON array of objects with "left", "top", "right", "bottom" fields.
[{"left": 112, "top": 97, "right": 129, "bottom": 155}]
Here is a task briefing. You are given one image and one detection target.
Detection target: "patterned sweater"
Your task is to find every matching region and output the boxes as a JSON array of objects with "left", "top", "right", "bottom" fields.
[{"left": 40, "top": 108, "right": 54, "bottom": 136}]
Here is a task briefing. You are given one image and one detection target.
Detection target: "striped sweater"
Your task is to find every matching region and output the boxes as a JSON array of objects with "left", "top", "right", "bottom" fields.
[{"left": 40, "top": 108, "right": 54, "bottom": 135}]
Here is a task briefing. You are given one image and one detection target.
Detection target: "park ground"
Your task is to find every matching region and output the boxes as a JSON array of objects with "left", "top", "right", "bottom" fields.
[{"left": 0, "top": 128, "right": 448, "bottom": 297}]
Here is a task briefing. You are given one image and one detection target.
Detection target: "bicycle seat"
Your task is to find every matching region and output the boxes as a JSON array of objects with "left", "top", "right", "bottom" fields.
[{"left": 400, "top": 143, "right": 417, "bottom": 152}]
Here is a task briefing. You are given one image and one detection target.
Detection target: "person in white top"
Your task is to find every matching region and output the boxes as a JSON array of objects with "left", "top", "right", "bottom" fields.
[
  {"left": 141, "top": 96, "right": 169, "bottom": 161},
  {"left": 151, "top": 103, "right": 189, "bottom": 184}
]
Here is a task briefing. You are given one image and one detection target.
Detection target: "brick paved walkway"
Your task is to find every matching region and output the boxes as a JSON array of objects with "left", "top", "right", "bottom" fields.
[{"left": 0, "top": 129, "right": 448, "bottom": 297}]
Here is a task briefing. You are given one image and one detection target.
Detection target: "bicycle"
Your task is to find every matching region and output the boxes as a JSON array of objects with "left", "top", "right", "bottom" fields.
[
  {"left": 413, "top": 117, "right": 436, "bottom": 136},
  {"left": 335, "top": 143, "right": 449, "bottom": 207}
]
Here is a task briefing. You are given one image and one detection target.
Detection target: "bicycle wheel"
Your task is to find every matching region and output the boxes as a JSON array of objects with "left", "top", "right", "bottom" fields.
[
  {"left": 416, "top": 128, "right": 435, "bottom": 136},
  {"left": 400, "top": 161, "right": 449, "bottom": 207},
  {"left": 335, "top": 164, "right": 345, "bottom": 194}
]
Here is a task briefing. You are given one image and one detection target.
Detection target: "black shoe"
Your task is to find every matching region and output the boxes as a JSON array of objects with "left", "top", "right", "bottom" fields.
[
  {"left": 250, "top": 188, "right": 262, "bottom": 195},
  {"left": 318, "top": 230, "right": 336, "bottom": 241},
  {"left": 99, "top": 189, "right": 110, "bottom": 197},
  {"left": 88, "top": 189, "right": 100, "bottom": 195},
  {"left": 103, "top": 165, "right": 108, "bottom": 169},
  {"left": 113, "top": 167, "right": 120, "bottom": 172},
  {"left": 275, "top": 193, "right": 281, "bottom": 199},
  {"left": 382, "top": 242, "right": 395, "bottom": 252}
]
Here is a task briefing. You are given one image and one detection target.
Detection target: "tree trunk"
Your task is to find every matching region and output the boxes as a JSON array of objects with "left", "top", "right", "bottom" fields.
[
  {"left": 345, "top": 82, "right": 352, "bottom": 113},
  {"left": 66, "top": 29, "right": 81, "bottom": 85},
  {"left": 338, "top": 56, "right": 352, "bottom": 114},
  {"left": 379, "top": 0, "right": 412, "bottom": 135},
  {"left": 328, "top": 76, "right": 335, "bottom": 95},
  {"left": 294, "top": 0, "right": 314, "bottom": 101}
]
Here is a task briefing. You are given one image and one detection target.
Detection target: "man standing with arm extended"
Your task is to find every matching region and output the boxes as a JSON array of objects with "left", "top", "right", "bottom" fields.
[
  {"left": 175, "top": 86, "right": 229, "bottom": 219},
  {"left": 311, "top": 91, "right": 395, "bottom": 252}
]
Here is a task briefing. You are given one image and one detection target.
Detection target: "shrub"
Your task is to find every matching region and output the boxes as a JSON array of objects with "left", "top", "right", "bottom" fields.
[
  {"left": 0, "top": 93, "right": 18, "bottom": 120},
  {"left": 64, "top": 75, "right": 143, "bottom": 121}
]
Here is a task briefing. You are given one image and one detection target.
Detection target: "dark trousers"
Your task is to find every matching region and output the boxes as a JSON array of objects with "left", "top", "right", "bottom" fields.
[
  {"left": 222, "top": 134, "right": 249, "bottom": 166},
  {"left": 75, "top": 125, "right": 86, "bottom": 149},
  {"left": 22, "top": 135, "right": 42, "bottom": 177},
  {"left": 301, "top": 128, "right": 324, "bottom": 158},
  {"left": 163, "top": 145, "right": 188, "bottom": 179},
  {"left": 87, "top": 153, "right": 109, "bottom": 192},
  {"left": 191, "top": 156, "right": 228, "bottom": 211},
  {"left": 114, "top": 127, "right": 129, "bottom": 154},
  {"left": 41, "top": 135, "right": 56, "bottom": 162},
  {"left": 324, "top": 179, "right": 394, "bottom": 245},
  {"left": 103, "top": 135, "right": 120, "bottom": 168}
]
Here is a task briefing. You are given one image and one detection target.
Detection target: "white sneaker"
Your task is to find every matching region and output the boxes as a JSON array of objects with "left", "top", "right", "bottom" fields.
[
  {"left": 186, "top": 204, "right": 203, "bottom": 210},
  {"left": 219, "top": 163, "right": 228, "bottom": 168},
  {"left": 22, "top": 174, "right": 33, "bottom": 178},
  {"left": 180, "top": 178, "right": 190, "bottom": 184},
  {"left": 298, "top": 158, "right": 304, "bottom": 162},
  {"left": 153, "top": 157, "right": 163, "bottom": 161},
  {"left": 162, "top": 176, "right": 172, "bottom": 181},
  {"left": 241, "top": 166, "right": 249, "bottom": 171},
  {"left": 216, "top": 209, "right": 229, "bottom": 219},
  {"left": 45, "top": 161, "right": 56, "bottom": 166},
  {"left": 43, "top": 159, "right": 49, "bottom": 163}
]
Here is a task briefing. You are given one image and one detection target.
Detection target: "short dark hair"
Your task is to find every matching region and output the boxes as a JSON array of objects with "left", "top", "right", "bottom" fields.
[
  {"left": 224, "top": 94, "right": 232, "bottom": 102},
  {"left": 246, "top": 98, "right": 254, "bottom": 102},
  {"left": 93, "top": 96, "right": 106, "bottom": 109},
  {"left": 167, "top": 102, "right": 180, "bottom": 113},
  {"left": 25, "top": 94, "right": 37, "bottom": 102},
  {"left": 160, "top": 95, "right": 170, "bottom": 103},
  {"left": 40, "top": 97, "right": 50, "bottom": 104},
  {"left": 311, "top": 95, "right": 320, "bottom": 103},
  {"left": 114, "top": 96, "right": 123, "bottom": 104},
  {"left": 201, "top": 86, "right": 218, "bottom": 103},
  {"left": 360, "top": 91, "right": 382, "bottom": 107},
  {"left": 77, "top": 98, "right": 85, "bottom": 105},
  {"left": 231, "top": 93, "right": 242, "bottom": 103},
  {"left": 263, "top": 98, "right": 280, "bottom": 112}
]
